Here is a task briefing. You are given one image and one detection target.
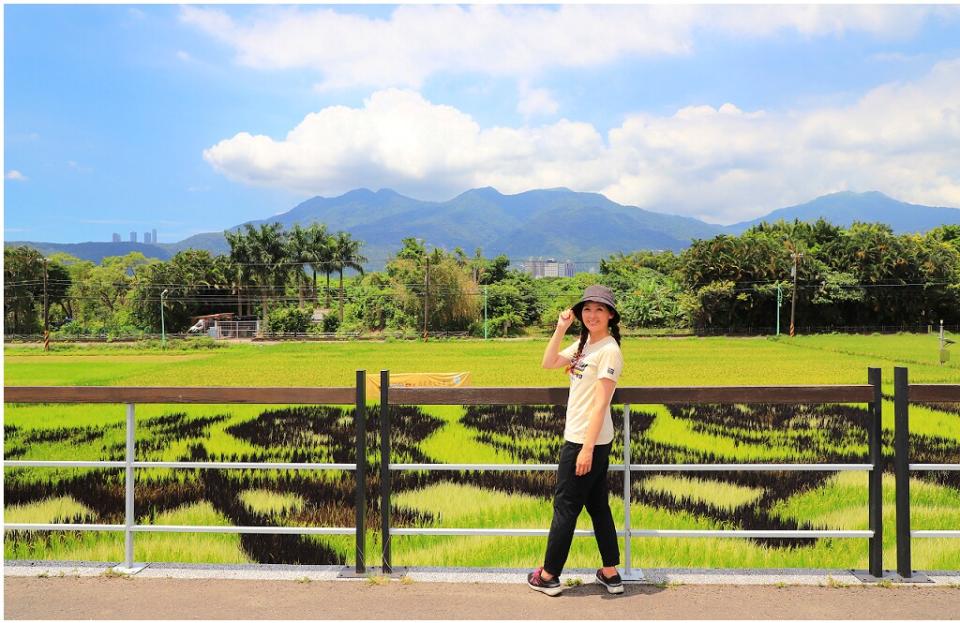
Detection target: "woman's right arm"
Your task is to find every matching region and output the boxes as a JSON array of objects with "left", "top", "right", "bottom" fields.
[{"left": 542, "top": 309, "right": 575, "bottom": 369}]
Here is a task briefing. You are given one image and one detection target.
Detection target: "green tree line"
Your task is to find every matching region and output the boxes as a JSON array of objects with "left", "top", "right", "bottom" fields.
[{"left": 5, "top": 220, "right": 959, "bottom": 337}]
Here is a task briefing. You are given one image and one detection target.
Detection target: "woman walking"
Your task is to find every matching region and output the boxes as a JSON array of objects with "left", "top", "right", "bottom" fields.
[{"left": 527, "top": 284, "right": 624, "bottom": 596}]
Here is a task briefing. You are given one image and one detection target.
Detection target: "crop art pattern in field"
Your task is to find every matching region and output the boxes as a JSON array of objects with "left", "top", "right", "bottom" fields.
[
  {"left": 4, "top": 403, "right": 446, "bottom": 565},
  {"left": 4, "top": 398, "right": 960, "bottom": 568}
]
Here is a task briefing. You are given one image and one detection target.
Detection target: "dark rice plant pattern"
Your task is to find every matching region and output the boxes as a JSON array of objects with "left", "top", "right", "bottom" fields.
[
  {"left": 454, "top": 402, "right": 960, "bottom": 548},
  {"left": 4, "top": 399, "right": 959, "bottom": 563}
]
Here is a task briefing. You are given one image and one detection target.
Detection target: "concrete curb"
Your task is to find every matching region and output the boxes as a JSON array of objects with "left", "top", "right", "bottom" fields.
[{"left": 6, "top": 561, "right": 960, "bottom": 587}]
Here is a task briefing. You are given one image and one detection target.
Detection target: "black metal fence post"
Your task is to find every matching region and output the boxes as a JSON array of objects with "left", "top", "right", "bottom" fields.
[
  {"left": 380, "top": 369, "right": 392, "bottom": 573},
  {"left": 355, "top": 370, "right": 366, "bottom": 575},
  {"left": 867, "top": 367, "right": 883, "bottom": 577},
  {"left": 894, "top": 366, "right": 912, "bottom": 579}
]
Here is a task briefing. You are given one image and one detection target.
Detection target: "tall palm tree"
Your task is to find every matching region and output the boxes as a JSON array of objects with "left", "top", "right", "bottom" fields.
[
  {"left": 287, "top": 224, "right": 313, "bottom": 309},
  {"left": 332, "top": 231, "right": 367, "bottom": 323},
  {"left": 305, "top": 222, "right": 330, "bottom": 305},
  {"left": 224, "top": 228, "right": 252, "bottom": 317},
  {"left": 243, "top": 223, "right": 288, "bottom": 331}
]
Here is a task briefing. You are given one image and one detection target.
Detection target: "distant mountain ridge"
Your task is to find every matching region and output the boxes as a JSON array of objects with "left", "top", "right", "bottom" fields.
[
  {"left": 725, "top": 190, "right": 960, "bottom": 234},
  {"left": 8, "top": 189, "right": 960, "bottom": 268},
  {"left": 167, "top": 186, "right": 725, "bottom": 270}
]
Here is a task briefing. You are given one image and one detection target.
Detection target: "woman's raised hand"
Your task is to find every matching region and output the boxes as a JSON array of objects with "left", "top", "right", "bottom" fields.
[{"left": 556, "top": 308, "right": 575, "bottom": 332}]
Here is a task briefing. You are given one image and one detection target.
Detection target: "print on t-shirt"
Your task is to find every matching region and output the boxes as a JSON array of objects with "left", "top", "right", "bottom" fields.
[{"left": 569, "top": 354, "right": 588, "bottom": 380}]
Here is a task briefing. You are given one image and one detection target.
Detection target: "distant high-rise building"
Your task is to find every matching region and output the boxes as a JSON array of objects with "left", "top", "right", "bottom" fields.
[
  {"left": 521, "top": 257, "right": 576, "bottom": 279},
  {"left": 152, "top": 229, "right": 157, "bottom": 244},
  {"left": 129, "top": 231, "right": 137, "bottom": 243},
  {"left": 112, "top": 233, "right": 121, "bottom": 243},
  {"left": 143, "top": 232, "right": 151, "bottom": 244}
]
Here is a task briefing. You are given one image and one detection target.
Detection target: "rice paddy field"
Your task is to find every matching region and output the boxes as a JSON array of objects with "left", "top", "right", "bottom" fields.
[{"left": 4, "top": 334, "right": 959, "bottom": 570}]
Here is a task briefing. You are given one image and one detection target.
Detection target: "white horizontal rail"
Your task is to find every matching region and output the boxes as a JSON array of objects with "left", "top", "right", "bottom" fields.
[
  {"left": 131, "top": 525, "right": 356, "bottom": 535},
  {"left": 4, "top": 523, "right": 124, "bottom": 532},
  {"left": 391, "top": 528, "right": 612, "bottom": 537},
  {"left": 3, "top": 523, "right": 355, "bottom": 535},
  {"left": 390, "top": 463, "right": 564, "bottom": 471},
  {"left": 389, "top": 463, "right": 872, "bottom": 472},
  {"left": 630, "top": 464, "right": 872, "bottom": 472},
  {"left": 390, "top": 528, "right": 872, "bottom": 538},
  {"left": 909, "top": 464, "right": 960, "bottom": 471},
  {"left": 4, "top": 461, "right": 126, "bottom": 468},
  {"left": 630, "top": 529, "right": 873, "bottom": 538},
  {"left": 134, "top": 461, "right": 356, "bottom": 471},
  {"left": 911, "top": 530, "right": 960, "bottom": 538},
  {"left": 3, "top": 460, "right": 356, "bottom": 471}
]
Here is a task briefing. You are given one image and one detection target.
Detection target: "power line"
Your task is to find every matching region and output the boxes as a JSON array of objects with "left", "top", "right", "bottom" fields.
[{"left": 5, "top": 281, "right": 958, "bottom": 304}]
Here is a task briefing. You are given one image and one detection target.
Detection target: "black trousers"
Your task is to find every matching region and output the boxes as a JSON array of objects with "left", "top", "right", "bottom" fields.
[{"left": 542, "top": 441, "right": 620, "bottom": 576}]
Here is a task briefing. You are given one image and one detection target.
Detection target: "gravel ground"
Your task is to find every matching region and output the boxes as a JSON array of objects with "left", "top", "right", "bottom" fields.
[{"left": 5, "top": 563, "right": 960, "bottom": 620}]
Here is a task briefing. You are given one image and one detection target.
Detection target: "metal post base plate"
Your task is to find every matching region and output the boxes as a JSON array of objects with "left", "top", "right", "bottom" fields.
[
  {"left": 111, "top": 564, "right": 147, "bottom": 575},
  {"left": 852, "top": 569, "right": 932, "bottom": 583},
  {"left": 851, "top": 569, "right": 898, "bottom": 583},
  {"left": 894, "top": 571, "right": 934, "bottom": 583},
  {"left": 337, "top": 565, "right": 408, "bottom": 579},
  {"left": 620, "top": 569, "right": 646, "bottom": 582}
]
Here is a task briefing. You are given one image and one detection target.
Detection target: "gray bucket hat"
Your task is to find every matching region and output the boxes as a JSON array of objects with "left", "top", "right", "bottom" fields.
[{"left": 571, "top": 285, "right": 620, "bottom": 324}]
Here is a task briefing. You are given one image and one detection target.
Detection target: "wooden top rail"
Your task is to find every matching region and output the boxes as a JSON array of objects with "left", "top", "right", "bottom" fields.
[
  {"left": 390, "top": 385, "right": 875, "bottom": 405},
  {"left": 908, "top": 384, "right": 960, "bottom": 403},
  {"left": 3, "top": 386, "right": 357, "bottom": 404},
  {"left": 3, "top": 384, "right": 878, "bottom": 406}
]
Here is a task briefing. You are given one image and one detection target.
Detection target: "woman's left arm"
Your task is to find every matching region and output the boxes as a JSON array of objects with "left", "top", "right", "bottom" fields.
[{"left": 575, "top": 377, "right": 617, "bottom": 476}]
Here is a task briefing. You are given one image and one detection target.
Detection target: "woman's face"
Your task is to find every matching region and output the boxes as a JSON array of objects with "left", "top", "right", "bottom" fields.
[{"left": 581, "top": 302, "right": 614, "bottom": 332}]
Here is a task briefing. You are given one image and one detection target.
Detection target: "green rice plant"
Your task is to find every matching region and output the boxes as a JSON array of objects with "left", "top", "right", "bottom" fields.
[
  {"left": 5, "top": 335, "right": 959, "bottom": 569},
  {"left": 135, "top": 501, "right": 250, "bottom": 563},
  {"left": 7, "top": 333, "right": 956, "bottom": 390},
  {"left": 636, "top": 475, "right": 764, "bottom": 511},
  {"left": 238, "top": 489, "right": 305, "bottom": 514},
  {"left": 4, "top": 495, "right": 94, "bottom": 524}
]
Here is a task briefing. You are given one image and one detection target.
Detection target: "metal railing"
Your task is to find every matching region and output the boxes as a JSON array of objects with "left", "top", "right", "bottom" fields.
[
  {"left": 893, "top": 367, "right": 960, "bottom": 581},
  {"left": 3, "top": 378, "right": 368, "bottom": 575},
  {"left": 376, "top": 369, "right": 885, "bottom": 580},
  {"left": 9, "top": 368, "right": 955, "bottom": 580}
]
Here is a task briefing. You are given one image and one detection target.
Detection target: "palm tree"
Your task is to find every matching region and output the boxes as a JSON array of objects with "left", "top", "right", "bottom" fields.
[
  {"left": 224, "top": 228, "right": 253, "bottom": 317},
  {"left": 332, "top": 231, "right": 367, "bottom": 323},
  {"left": 287, "top": 224, "right": 313, "bottom": 309},
  {"left": 305, "top": 223, "right": 330, "bottom": 305},
  {"left": 243, "top": 223, "right": 289, "bottom": 331}
]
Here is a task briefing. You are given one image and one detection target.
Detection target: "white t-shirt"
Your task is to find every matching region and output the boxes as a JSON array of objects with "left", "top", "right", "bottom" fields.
[{"left": 558, "top": 334, "right": 624, "bottom": 445}]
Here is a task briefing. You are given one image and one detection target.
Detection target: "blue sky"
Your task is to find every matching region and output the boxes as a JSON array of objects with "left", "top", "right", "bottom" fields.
[{"left": 5, "top": 4, "right": 960, "bottom": 244}]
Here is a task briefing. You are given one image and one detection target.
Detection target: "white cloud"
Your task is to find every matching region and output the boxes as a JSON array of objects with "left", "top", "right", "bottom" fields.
[
  {"left": 517, "top": 80, "right": 559, "bottom": 118},
  {"left": 180, "top": 5, "right": 954, "bottom": 91},
  {"left": 6, "top": 170, "right": 28, "bottom": 181},
  {"left": 176, "top": 50, "right": 192, "bottom": 63},
  {"left": 204, "top": 59, "right": 960, "bottom": 223}
]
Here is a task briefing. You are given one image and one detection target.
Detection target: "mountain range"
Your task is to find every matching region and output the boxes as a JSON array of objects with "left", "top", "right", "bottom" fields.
[{"left": 8, "top": 188, "right": 960, "bottom": 270}]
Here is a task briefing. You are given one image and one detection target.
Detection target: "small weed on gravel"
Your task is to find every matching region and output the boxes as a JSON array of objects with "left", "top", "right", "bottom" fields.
[
  {"left": 825, "top": 576, "right": 850, "bottom": 588},
  {"left": 365, "top": 574, "right": 390, "bottom": 586}
]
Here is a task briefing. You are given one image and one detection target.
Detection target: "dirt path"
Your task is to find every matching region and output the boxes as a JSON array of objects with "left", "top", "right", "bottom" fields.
[{"left": 5, "top": 577, "right": 960, "bottom": 620}]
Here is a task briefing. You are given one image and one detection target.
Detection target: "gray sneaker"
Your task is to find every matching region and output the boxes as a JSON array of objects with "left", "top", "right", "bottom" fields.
[{"left": 596, "top": 568, "right": 624, "bottom": 594}]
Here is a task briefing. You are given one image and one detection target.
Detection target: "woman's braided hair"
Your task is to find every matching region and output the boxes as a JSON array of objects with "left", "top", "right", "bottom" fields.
[{"left": 564, "top": 303, "right": 621, "bottom": 375}]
